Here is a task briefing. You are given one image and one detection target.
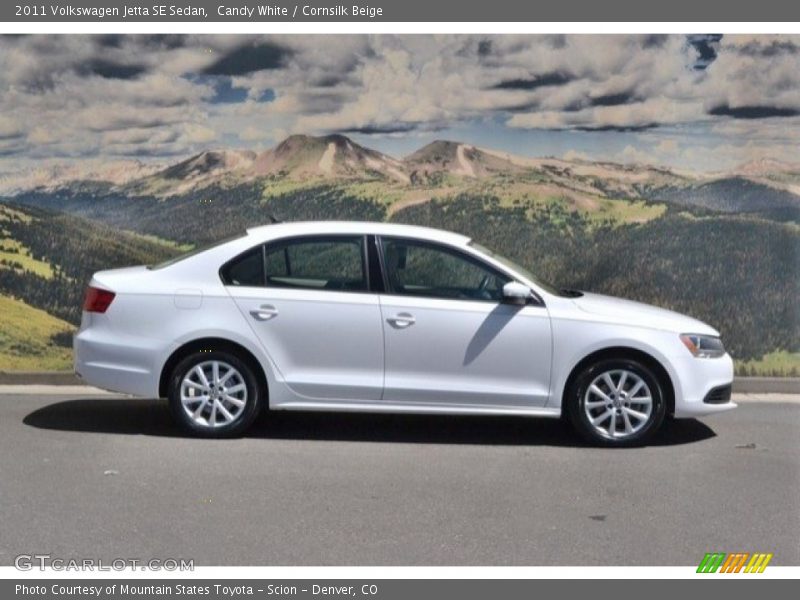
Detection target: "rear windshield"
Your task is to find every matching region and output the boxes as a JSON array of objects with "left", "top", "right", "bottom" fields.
[{"left": 148, "top": 233, "right": 244, "bottom": 270}]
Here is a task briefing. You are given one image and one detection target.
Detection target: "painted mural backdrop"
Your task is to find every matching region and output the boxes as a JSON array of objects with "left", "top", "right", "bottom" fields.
[{"left": 0, "top": 35, "right": 797, "bottom": 373}]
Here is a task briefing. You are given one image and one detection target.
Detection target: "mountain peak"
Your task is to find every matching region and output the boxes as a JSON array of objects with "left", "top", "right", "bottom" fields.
[
  {"left": 256, "top": 133, "right": 406, "bottom": 182},
  {"left": 276, "top": 133, "right": 354, "bottom": 148},
  {"left": 160, "top": 149, "right": 256, "bottom": 180},
  {"left": 407, "top": 140, "right": 460, "bottom": 157},
  {"left": 405, "top": 140, "right": 522, "bottom": 180}
]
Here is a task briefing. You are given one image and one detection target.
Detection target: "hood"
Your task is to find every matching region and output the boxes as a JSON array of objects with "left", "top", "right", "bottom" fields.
[{"left": 571, "top": 292, "right": 719, "bottom": 336}]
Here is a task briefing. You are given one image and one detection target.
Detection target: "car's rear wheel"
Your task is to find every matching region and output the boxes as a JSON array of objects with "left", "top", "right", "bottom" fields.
[
  {"left": 168, "top": 350, "right": 262, "bottom": 437},
  {"left": 566, "top": 358, "right": 666, "bottom": 447}
]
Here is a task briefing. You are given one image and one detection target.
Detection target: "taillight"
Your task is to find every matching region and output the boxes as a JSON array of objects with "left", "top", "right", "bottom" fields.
[{"left": 83, "top": 286, "right": 115, "bottom": 313}]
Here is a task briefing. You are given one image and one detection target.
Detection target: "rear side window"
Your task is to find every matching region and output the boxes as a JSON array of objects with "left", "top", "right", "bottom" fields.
[
  {"left": 220, "top": 247, "right": 264, "bottom": 287},
  {"left": 220, "top": 236, "right": 368, "bottom": 292},
  {"left": 264, "top": 237, "right": 367, "bottom": 292}
]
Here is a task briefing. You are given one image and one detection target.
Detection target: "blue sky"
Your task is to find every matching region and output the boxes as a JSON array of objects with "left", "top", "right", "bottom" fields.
[{"left": 1, "top": 34, "right": 799, "bottom": 173}]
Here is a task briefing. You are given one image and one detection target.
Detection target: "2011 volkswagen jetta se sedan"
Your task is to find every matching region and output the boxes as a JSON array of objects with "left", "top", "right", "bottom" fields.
[{"left": 74, "top": 221, "right": 735, "bottom": 445}]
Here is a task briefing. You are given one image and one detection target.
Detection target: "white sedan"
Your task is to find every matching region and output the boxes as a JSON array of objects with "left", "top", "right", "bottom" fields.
[{"left": 74, "top": 221, "right": 735, "bottom": 445}]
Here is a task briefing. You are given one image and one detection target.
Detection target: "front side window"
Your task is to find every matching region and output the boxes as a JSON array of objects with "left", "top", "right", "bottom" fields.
[
  {"left": 468, "top": 241, "right": 564, "bottom": 297},
  {"left": 264, "top": 236, "right": 368, "bottom": 291},
  {"left": 380, "top": 238, "right": 510, "bottom": 301}
]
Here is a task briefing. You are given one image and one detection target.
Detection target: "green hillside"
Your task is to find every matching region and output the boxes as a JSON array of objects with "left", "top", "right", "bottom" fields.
[
  {"left": 2, "top": 173, "right": 799, "bottom": 375},
  {"left": 735, "top": 351, "right": 800, "bottom": 377},
  {"left": 390, "top": 194, "right": 799, "bottom": 363},
  {"left": 0, "top": 295, "right": 74, "bottom": 371},
  {"left": 0, "top": 201, "right": 180, "bottom": 329}
]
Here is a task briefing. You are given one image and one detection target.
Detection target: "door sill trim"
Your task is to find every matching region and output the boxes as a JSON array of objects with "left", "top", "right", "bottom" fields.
[{"left": 271, "top": 400, "right": 561, "bottom": 418}]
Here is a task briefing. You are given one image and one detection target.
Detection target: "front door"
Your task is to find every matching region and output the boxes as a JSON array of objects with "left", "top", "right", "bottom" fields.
[{"left": 378, "top": 237, "right": 552, "bottom": 408}]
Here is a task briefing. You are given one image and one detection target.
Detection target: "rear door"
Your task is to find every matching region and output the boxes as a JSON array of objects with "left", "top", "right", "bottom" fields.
[{"left": 224, "top": 235, "right": 384, "bottom": 401}]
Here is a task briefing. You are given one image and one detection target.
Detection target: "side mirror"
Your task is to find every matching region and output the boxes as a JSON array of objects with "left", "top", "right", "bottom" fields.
[{"left": 502, "top": 281, "right": 532, "bottom": 304}]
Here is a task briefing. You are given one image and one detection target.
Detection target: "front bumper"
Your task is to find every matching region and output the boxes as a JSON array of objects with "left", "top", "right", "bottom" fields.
[
  {"left": 703, "top": 384, "right": 732, "bottom": 405},
  {"left": 671, "top": 352, "right": 736, "bottom": 418}
]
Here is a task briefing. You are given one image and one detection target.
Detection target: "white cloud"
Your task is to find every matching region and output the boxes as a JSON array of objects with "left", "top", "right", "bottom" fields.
[
  {"left": 0, "top": 34, "right": 799, "bottom": 172},
  {"left": 562, "top": 149, "right": 591, "bottom": 161},
  {"left": 0, "top": 115, "right": 24, "bottom": 140},
  {"left": 654, "top": 138, "right": 680, "bottom": 155}
]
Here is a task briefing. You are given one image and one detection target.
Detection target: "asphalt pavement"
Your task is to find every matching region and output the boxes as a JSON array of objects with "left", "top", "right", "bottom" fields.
[{"left": 0, "top": 392, "right": 798, "bottom": 566}]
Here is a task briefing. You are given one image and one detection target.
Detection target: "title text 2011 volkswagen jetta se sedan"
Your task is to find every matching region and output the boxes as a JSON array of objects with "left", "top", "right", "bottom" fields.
[{"left": 74, "top": 221, "right": 735, "bottom": 446}]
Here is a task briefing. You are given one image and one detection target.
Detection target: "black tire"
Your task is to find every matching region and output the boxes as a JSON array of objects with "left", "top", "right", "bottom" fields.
[
  {"left": 167, "top": 350, "right": 263, "bottom": 438},
  {"left": 566, "top": 357, "right": 666, "bottom": 447}
]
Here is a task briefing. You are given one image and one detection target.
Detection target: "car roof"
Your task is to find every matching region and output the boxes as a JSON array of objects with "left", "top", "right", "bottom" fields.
[{"left": 246, "top": 221, "right": 471, "bottom": 246}]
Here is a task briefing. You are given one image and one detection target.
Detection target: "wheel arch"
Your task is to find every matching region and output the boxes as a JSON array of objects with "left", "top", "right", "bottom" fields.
[
  {"left": 158, "top": 337, "right": 269, "bottom": 400},
  {"left": 560, "top": 346, "right": 675, "bottom": 417}
]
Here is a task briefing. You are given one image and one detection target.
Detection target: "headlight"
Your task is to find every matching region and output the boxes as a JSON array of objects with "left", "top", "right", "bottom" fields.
[{"left": 680, "top": 334, "right": 726, "bottom": 358}]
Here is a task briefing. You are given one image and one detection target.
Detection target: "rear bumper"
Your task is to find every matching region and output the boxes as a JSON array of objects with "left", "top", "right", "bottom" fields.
[
  {"left": 672, "top": 352, "right": 736, "bottom": 418},
  {"left": 73, "top": 320, "right": 162, "bottom": 397}
]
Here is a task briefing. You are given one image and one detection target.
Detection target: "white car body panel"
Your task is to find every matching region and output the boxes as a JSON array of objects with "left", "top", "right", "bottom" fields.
[
  {"left": 227, "top": 286, "right": 384, "bottom": 402},
  {"left": 74, "top": 220, "right": 736, "bottom": 421},
  {"left": 379, "top": 295, "right": 552, "bottom": 408}
]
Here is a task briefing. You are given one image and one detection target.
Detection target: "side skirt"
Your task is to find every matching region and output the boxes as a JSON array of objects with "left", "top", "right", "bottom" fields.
[{"left": 270, "top": 400, "right": 562, "bottom": 418}]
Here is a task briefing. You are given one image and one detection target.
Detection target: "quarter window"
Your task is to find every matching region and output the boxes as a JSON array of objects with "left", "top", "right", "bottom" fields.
[
  {"left": 220, "top": 247, "right": 264, "bottom": 287},
  {"left": 380, "top": 238, "right": 510, "bottom": 301}
]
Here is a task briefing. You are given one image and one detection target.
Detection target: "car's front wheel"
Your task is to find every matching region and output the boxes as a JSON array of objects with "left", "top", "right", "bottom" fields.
[
  {"left": 566, "top": 358, "right": 666, "bottom": 447},
  {"left": 168, "top": 350, "right": 262, "bottom": 437}
]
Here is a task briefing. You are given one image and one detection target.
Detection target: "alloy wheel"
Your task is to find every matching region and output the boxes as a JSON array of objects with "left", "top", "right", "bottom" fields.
[
  {"left": 180, "top": 360, "right": 248, "bottom": 428},
  {"left": 583, "top": 368, "right": 653, "bottom": 440}
]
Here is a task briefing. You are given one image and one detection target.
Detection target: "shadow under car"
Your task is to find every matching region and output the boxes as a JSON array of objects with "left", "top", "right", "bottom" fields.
[{"left": 23, "top": 397, "right": 717, "bottom": 447}]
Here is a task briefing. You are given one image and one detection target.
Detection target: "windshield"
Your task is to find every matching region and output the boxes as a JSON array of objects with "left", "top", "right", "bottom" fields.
[
  {"left": 148, "top": 233, "right": 244, "bottom": 270},
  {"left": 468, "top": 241, "right": 571, "bottom": 297}
]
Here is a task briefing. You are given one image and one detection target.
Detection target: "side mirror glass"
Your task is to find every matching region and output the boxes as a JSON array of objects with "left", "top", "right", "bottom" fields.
[{"left": 502, "top": 281, "right": 532, "bottom": 304}]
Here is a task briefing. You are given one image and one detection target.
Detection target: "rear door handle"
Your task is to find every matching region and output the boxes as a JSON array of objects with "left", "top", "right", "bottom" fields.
[
  {"left": 250, "top": 304, "right": 278, "bottom": 321},
  {"left": 387, "top": 312, "right": 415, "bottom": 328}
]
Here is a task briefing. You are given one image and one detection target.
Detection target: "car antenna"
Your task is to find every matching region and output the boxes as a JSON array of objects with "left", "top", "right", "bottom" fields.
[{"left": 267, "top": 213, "right": 282, "bottom": 224}]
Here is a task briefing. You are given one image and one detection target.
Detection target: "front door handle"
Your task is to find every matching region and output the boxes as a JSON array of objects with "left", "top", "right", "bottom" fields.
[
  {"left": 387, "top": 312, "right": 415, "bottom": 328},
  {"left": 250, "top": 304, "right": 278, "bottom": 321}
]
